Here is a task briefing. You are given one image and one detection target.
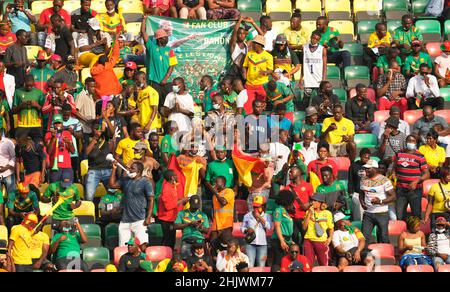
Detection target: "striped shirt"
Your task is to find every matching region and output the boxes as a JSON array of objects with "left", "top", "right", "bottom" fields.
[{"left": 394, "top": 151, "right": 428, "bottom": 189}]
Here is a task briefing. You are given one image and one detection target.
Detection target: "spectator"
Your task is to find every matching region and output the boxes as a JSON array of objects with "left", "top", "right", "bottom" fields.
[
  {"left": 345, "top": 83, "right": 377, "bottom": 133},
  {"left": 321, "top": 104, "right": 356, "bottom": 161},
  {"left": 244, "top": 100, "right": 271, "bottom": 153},
  {"left": 302, "top": 192, "right": 334, "bottom": 267},
  {"left": 376, "top": 46, "right": 403, "bottom": 76},
  {"left": 365, "top": 23, "right": 392, "bottom": 66},
  {"left": 280, "top": 244, "right": 311, "bottom": 272},
  {"left": 50, "top": 218, "right": 89, "bottom": 272},
  {"left": 38, "top": 0, "right": 71, "bottom": 33},
  {"left": 119, "top": 61, "right": 137, "bottom": 86},
  {"left": 206, "top": 0, "right": 240, "bottom": 20},
  {"left": 332, "top": 212, "right": 369, "bottom": 271},
  {"left": 62, "top": 103, "right": 81, "bottom": 183},
  {"left": 118, "top": 237, "right": 146, "bottom": 272},
  {"left": 216, "top": 238, "right": 249, "bottom": 272},
  {"left": 205, "top": 146, "right": 236, "bottom": 194},
  {"left": 48, "top": 53, "right": 62, "bottom": 71},
  {"left": 246, "top": 15, "right": 276, "bottom": 52},
  {"left": 109, "top": 160, "right": 153, "bottom": 246},
  {"left": 307, "top": 142, "right": 338, "bottom": 183},
  {"left": 349, "top": 148, "right": 371, "bottom": 221},
  {"left": 270, "top": 129, "right": 291, "bottom": 178},
  {"left": 210, "top": 176, "right": 235, "bottom": 245},
  {"left": 315, "top": 16, "right": 350, "bottom": 68},
  {"left": 427, "top": 217, "right": 450, "bottom": 271},
  {"left": 228, "top": 17, "right": 248, "bottom": 83},
  {"left": 234, "top": 78, "right": 252, "bottom": 115},
  {"left": 5, "top": 183, "right": 39, "bottom": 229},
  {"left": 75, "top": 77, "right": 97, "bottom": 150},
  {"left": 247, "top": 149, "right": 274, "bottom": 210},
  {"left": 316, "top": 166, "right": 346, "bottom": 212},
  {"left": 44, "top": 14, "right": 76, "bottom": 65},
  {"left": 311, "top": 81, "right": 340, "bottom": 123},
  {"left": 376, "top": 60, "right": 408, "bottom": 116},
  {"left": 6, "top": 214, "right": 38, "bottom": 272},
  {"left": 403, "top": 40, "right": 433, "bottom": 78},
  {"left": 76, "top": 17, "right": 112, "bottom": 68},
  {"left": 14, "top": 133, "right": 46, "bottom": 188},
  {"left": 393, "top": 135, "right": 429, "bottom": 220},
  {"left": 0, "top": 22, "right": 16, "bottom": 58},
  {"left": 434, "top": 41, "right": 450, "bottom": 88},
  {"left": 379, "top": 117, "right": 407, "bottom": 165},
  {"left": 97, "top": 0, "right": 126, "bottom": 35},
  {"left": 0, "top": 60, "right": 15, "bottom": 110},
  {"left": 393, "top": 14, "right": 423, "bottom": 58},
  {"left": 103, "top": 100, "right": 128, "bottom": 144},
  {"left": 90, "top": 38, "right": 122, "bottom": 97},
  {"left": 71, "top": 0, "right": 97, "bottom": 34},
  {"left": 284, "top": 10, "right": 309, "bottom": 63},
  {"left": 3, "top": 0, "right": 36, "bottom": 34},
  {"left": 264, "top": 80, "right": 294, "bottom": 113},
  {"left": 359, "top": 160, "right": 396, "bottom": 243},
  {"left": 272, "top": 34, "right": 301, "bottom": 80},
  {"left": 419, "top": 130, "right": 446, "bottom": 179},
  {"left": 174, "top": 195, "right": 210, "bottom": 259},
  {"left": 48, "top": 56, "right": 78, "bottom": 90},
  {"left": 160, "top": 120, "right": 179, "bottom": 166},
  {"left": 177, "top": 0, "right": 207, "bottom": 20},
  {"left": 145, "top": 0, "right": 178, "bottom": 18},
  {"left": 406, "top": 63, "right": 443, "bottom": 110},
  {"left": 187, "top": 243, "right": 213, "bottom": 272},
  {"left": 377, "top": 106, "right": 411, "bottom": 139},
  {"left": 4, "top": 29, "right": 28, "bottom": 88},
  {"left": 30, "top": 224, "right": 53, "bottom": 271},
  {"left": 413, "top": 105, "right": 448, "bottom": 145},
  {"left": 242, "top": 35, "right": 273, "bottom": 103},
  {"left": 98, "top": 188, "right": 123, "bottom": 227},
  {"left": 424, "top": 166, "right": 450, "bottom": 227},
  {"left": 270, "top": 190, "right": 295, "bottom": 272},
  {"left": 293, "top": 106, "right": 321, "bottom": 142},
  {"left": 29, "top": 51, "right": 54, "bottom": 93},
  {"left": 398, "top": 216, "right": 430, "bottom": 270},
  {"left": 296, "top": 130, "right": 318, "bottom": 165},
  {"left": 0, "top": 128, "right": 15, "bottom": 193}
]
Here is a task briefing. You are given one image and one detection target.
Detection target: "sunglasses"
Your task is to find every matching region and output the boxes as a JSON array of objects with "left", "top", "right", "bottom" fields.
[{"left": 290, "top": 250, "right": 299, "bottom": 254}]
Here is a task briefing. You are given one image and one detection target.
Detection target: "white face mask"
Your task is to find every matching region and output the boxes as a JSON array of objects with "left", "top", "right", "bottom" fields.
[
  {"left": 213, "top": 104, "right": 221, "bottom": 110},
  {"left": 172, "top": 85, "right": 180, "bottom": 93},
  {"left": 107, "top": 9, "right": 115, "bottom": 14},
  {"left": 436, "top": 228, "right": 446, "bottom": 233},
  {"left": 128, "top": 172, "right": 138, "bottom": 179},
  {"left": 194, "top": 252, "right": 204, "bottom": 257}
]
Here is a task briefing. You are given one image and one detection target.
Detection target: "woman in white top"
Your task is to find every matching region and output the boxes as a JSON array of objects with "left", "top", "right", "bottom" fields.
[{"left": 216, "top": 239, "right": 250, "bottom": 272}]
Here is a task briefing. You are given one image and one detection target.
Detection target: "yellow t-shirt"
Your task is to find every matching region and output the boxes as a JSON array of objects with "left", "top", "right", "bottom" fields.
[
  {"left": 97, "top": 12, "right": 127, "bottom": 34},
  {"left": 29, "top": 231, "right": 50, "bottom": 260},
  {"left": 428, "top": 182, "right": 450, "bottom": 213},
  {"left": 243, "top": 50, "right": 274, "bottom": 86},
  {"left": 9, "top": 224, "right": 33, "bottom": 265},
  {"left": 322, "top": 117, "right": 355, "bottom": 145},
  {"left": 128, "top": 86, "right": 161, "bottom": 130},
  {"left": 284, "top": 27, "right": 310, "bottom": 48},
  {"left": 212, "top": 188, "right": 235, "bottom": 231},
  {"left": 419, "top": 145, "right": 446, "bottom": 167},
  {"left": 115, "top": 137, "right": 151, "bottom": 165},
  {"left": 367, "top": 32, "right": 393, "bottom": 49},
  {"left": 304, "top": 209, "right": 334, "bottom": 242}
]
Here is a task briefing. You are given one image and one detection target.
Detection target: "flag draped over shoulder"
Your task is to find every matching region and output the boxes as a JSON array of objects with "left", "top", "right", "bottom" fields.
[
  {"left": 232, "top": 145, "right": 264, "bottom": 188},
  {"left": 309, "top": 171, "right": 321, "bottom": 192},
  {"left": 168, "top": 154, "right": 186, "bottom": 201},
  {"left": 179, "top": 159, "right": 204, "bottom": 196}
]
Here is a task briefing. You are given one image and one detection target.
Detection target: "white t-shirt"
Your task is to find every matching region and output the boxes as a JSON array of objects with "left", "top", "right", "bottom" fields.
[
  {"left": 75, "top": 32, "right": 112, "bottom": 57},
  {"left": 251, "top": 30, "right": 276, "bottom": 52},
  {"left": 164, "top": 92, "right": 195, "bottom": 133},
  {"left": 332, "top": 230, "right": 360, "bottom": 252},
  {"left": 298, "top": 141, "right": 318, "bottom": 166},
  {"left": 435, "top": 55, "right": 450, "bottom": 78},
  {"left": 438, "top": 136, "right": 450, "bottom": 158},
  {"left": 236, "top": 89, "right": 248, "bottom": 109},
  {"left": 360, "top": 174, "right": 393, "bottom": 214},
  {"left": 436, "top": 233, "right": 450, "bottom": 255},
  {"left": 269, "top": 142, "right": 291, "bottom": 176}
]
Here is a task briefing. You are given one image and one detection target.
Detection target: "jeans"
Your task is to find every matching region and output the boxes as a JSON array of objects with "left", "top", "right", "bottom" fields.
[
  {"left": 327, "top": 50, "right": 351, "bottom": 68},
  {"left": 362, "top": 212, "right": 390, "bottom": 244},
  {"left": 123, "top": 54, "right": 145, "bottom": 66},
  {"left": 0, "top": 174, "right": 16, "bottom": 194},
  {"left": 432, "top": 256, "right": 450, "bottom": 271},
  {"left": 352, "top": 193, "right": 364, "bottom": 221},
  {"left": 245, "top": 244, "right": 268, "bottom": 268},
  {"left": 402, "top": 255, "right": 430, "bottom": 268},
  {"left": 85, "top": 169, "right": 112, "bottom": 201},
  {"left": 396, "top": 188, "right": 422, "bottom": 220},
  {"left": 54, "top": 256, "right": 89, "bottom": 272}
]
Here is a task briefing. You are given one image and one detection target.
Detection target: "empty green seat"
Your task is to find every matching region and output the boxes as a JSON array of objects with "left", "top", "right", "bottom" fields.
[
  {"left": 412, "top": 0, "right": 430, "bottom": 15},
  {"left": 343, "top": 43, "right": 364, "bottom": 65},
  {"left": 327, "top": 66, "right": 342, "bottom": 88},
  {"left": 82, "top": 224, "right": 101, "bottom": 238},
  {"left": 441, "top": 88, "right": 450, "bottom": 102},
  {"left": 387, "top": 20, "right": 402, "bottom": 34},
  {"left": 147, "top": 223, "right": 163, "bottom": 246},
  {"left": 333, "top": 88, "right": 347, "bottom": 102},
  {"left": 351, "top": 221, "right": 378, "bottom": 242},
  {"left": 237, "top": 0, "right": 262, "bottom": 18},
  {"left": 83, "top": 247, "right": 110, "bottom": 269},
  {"left": 294, "top": 111, "right": 306, "bottom": 122},
  {"left": 105, "top": 223, "right": 119, "bottom": 250},
  {"left": 357, "top": 20, "right": 378, "bottom": 44},
  {"left": 354, "top": 133, "right": 378, "bottom": 148},
  {"left": 445, "top": 20, "right": 450, "bottom": 40},
  {"left": 415, "top": 19, "right": 442, "bottom": 42},
  {"left": 344, "top": 66, "right": 370, "bottom": 87},
  {"left": 383, "top": 0, "right": 409, "bottom": 20}
]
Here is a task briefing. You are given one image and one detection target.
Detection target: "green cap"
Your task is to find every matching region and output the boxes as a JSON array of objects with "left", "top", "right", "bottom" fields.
[
  {"left": 126, "top": 237, "right": 140, "bottom": 246},
  {"left": 215, "top": 145, "right": 226, "bottom": 151},
  {"left": 52, "top": 114, "right": 63, "bottom": 124},
  {"left": 293, "top": 143, "right": 303, "bottom": 151},
  {"left": 140, "top": 261, "right": 154, "bottom": 272}
]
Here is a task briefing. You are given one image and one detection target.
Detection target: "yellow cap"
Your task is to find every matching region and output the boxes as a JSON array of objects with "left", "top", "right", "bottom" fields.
[
  {"left": 253, "top": 196, "right": 266, "bottom": 207},
  {"left": 105, "top": 264, "right": 118, "bottom": 272},
  {"left": 17, "top": 183, "right": 30, "bottom": 193}
]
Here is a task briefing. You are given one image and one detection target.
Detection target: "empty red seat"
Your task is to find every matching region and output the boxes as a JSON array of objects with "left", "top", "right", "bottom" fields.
[
  {"left": 349, "top": 87, "right": 376, "bottom": 103},
  {"left": 235, "top": 199, "right": 249, "bottom": 216},
  {"left": 249, "top": 267, "right": 271, "bottom": 272},
  {"left": 343, "top": 265, "right": 370, "bottom": 272},
  {"left": 426, "top": 42, "right": 443, "bottom": 57},
  {"left": 423, "top": 179, "right": 440, "bottom": 197},
  {"left": 435, "top": 110, "right": 450, "bottom": 124},
  {"left": 404, "top": 110, "right": 423, "bottom": 125},
  {"left": 312, "top": 266, "right": 339, "bottom": 272},
  {"left": 113, "top": 246, "right": 128, "bottom": 266},
  {"left": 232, "top": 222, "right": 245, "bottom": 238},
  {"left": 374, "top": 110, "right": 390, "bottom": 123},
  {"left": 329, "top": 157, "right": 351, "bottom": 172},
  {"left": 388, "top": 220, "right": 407, "bottom": 236},
  {"left": 438, "top": 265, "right": 450, "bottom": 272},
  {"left": 406, "top": 265, "right": 434, "bottom": 272},
  {"left": 146, "top": 246, "right": 173, "bottom": 262},
  {"left": 374, "top": 265, "right": 402, "bottom": 272},
  {"left": 368, "top": 243, "right": 395, "bottom": 257}
]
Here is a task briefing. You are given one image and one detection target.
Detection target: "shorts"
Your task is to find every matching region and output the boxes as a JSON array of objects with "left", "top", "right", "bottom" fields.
[
  {"left": 336, "top": 247, "right": 370, "bottom": 263},
  {"left": 329, "top": 143, "right": 347, "bottom": 157},
  {"left": 23, "top": 172, "right": 41, "bottom": 187}
]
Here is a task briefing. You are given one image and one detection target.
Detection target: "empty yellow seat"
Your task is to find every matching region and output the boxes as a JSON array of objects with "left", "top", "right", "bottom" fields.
[
  {"left": 272, "top": 21, "right": 290, "bottom": 35},
  {"left": 92, "top": 0, "right": 106, "bottom": 13},
  {"left": 295, "top": 0, "right": 322, "bottom": 20},
  {"left": 80, "top": 160, "right": 89, "bottom": 178},
  {"left": 42, "top": 224, "right": 52, "bottom": 240},
  {"left": 63, "top": 0, "right": 80, "bottom": 14},
  {"left": 113, "top": 67, "right": 124, "bottom": 80},
  {"left": 73, "top": 201, "right": 96, "bottom": 222},
  {"left": 74, "top": 183, "right": 85, "bottom": 200},
  {"left": 325, "top": 0, "right": 351, "bottom": 19},
  {"left": 118, "top": 0, "right": 143, "bottom": 14},
  {"left": 81, "top": 68, "right": 92, "bottom": 84},
  {"left": 329, "top": 20, "right": 355, "bottom": 42},
  {"left": 31, "top": 0, "right": 53, "bottom": 15},
  {"left": 126, "top": 22, "right": 141, "bottom": 37},
  {"left": 266, "top": 0, "right": 292, "bottom": 20},
  {"left": 301, "top": 21, "right": 317, "bottom": 34},
  {"left": 39, "top": 202, "right": 52, "bottom": 217},
  {"left": 353, "top": 0, "right": 380, "bottom": 19}
]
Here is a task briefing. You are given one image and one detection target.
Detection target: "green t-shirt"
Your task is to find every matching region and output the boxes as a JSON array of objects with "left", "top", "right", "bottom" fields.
[
  {"left": 7, "top": 191, "right": 39, "bottom": 214},
  {"left": 119, "top": 77, "right": 135, "bottom": 86},
  {"left": 393, "top": 26, "right": 423, "bottom": 47},
  {"left": 316, "top": 181, "right": 346, "bottom": 194},
  {"left": 145, "top": 38, "right": 177, "bottom": 83},
  {"left": 120, "top": 46, "right": 132, "bottom": 60},
  {"left": 52, "top": 232, "right": 82, "bottom": 259},
  {"left": 271, "top": 206, "right": 293, "bottom": 243},
  {"left": 175, "top": 210, "right": 210, "bottom": 241},
  {"left": 222, "top": 91, "right": 238, "bottom": 111},
  {"left": 319, "top": 27, "right": 341, "bottom": 53},
  {"left": 160, "top": 134, "right": 179, "bottom": 161},
  {"left": 0, "top": 187, "right": 4, "bottom": 204},
  {"left": 376, "top": 55, "right": 403, "bottom": 72},
  {"left": 43, "top": 183, "right": 80, "bottom": 221},
  {"left": 403, "top": 52, "right": 433, "bottom": 75},
  {"left": 205, "top": 159, "right": 236, "bottom": 188},
  {"left": 264, "top": 82, "right": 294, "bottom": 112},
  {"left": 29, "top": 66, "right": 55, "bottom": 91},
  {"left": 98, "top": 192, "right": 123, "bottom": 211},
  {"left": 13, "top": 88, "right": 45, "bottom": 128},
  {"left": 292, "top": 120, "right": 321, "bottom": 138}
]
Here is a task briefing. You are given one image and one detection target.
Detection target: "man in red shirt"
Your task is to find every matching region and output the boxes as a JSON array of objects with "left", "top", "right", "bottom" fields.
[
  {"left": 0, "top": 22, "right": 16, "bottom": 57},
  {"left": 157, "top": 170, "right": 189, "bottom": 249},
  {"left": 44, "top": 114, "right": 75, "bottom": 183},
  {"left": 38, "top": 0, "right": 71, "bottom": 33},
  {"left": 280, "top": 244, "right": 311, "bottom": 272},
  {"left": 307, "top": 142, "right": 338, "bottom": 183}
]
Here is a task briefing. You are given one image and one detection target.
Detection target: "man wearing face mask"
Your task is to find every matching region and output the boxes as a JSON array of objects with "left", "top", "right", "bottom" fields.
[
  {"left": 129, "top": 142, "right": 160, "bottom": 188},
  {"left": 205, "top": 146, "right": 237, "bottom": 197},
  {"left": 406, "top": 63, "right": 443, "bottom": 110},
  {"left": 349, "top": 148, "right": 371, "bottom": 221},
  {"left": 427, "top": 217, "right": 450, "bottom": 271},
  {"left": 206, "top": 93, "right": 235, "bottom": 145},
  {"left": 434, "top": 41, "right": 450, "bottom": 88},
  {"left": 379, "top": 117, "right": 407, "bottom": 166},
  {"left": 392, "top": 134, "right": 429, "bottom": 221},
  {"left": 412, "top": 105, "right": 448, "bottom": 145},
  {"left": 109, "top": 160, "right": 154, "bottom": 246}
]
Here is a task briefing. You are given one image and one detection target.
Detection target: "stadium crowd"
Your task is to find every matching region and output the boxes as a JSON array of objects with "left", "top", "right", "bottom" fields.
[{"left": 0, "top": 0, "right": 449, "bottom": 273}]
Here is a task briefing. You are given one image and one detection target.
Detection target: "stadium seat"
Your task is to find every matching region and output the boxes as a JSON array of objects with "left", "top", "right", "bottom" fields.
[
  {"left": 31, "top": 0, "right": 53, "bottom": 15},
  {"left": 426, "top": 42, "right": 444, "bottom": 58},
  {"left": 73, "top": 201, "right": 96, "bottom": 224},
  {"left": 235, "top": 199, "right": 249, "bottom": 221},
  {"left": 104, "top": 223, "right": 119, "bottom": 250},
  {"left": 348, "top": 87, "right": 376, "bottom": 103},
  {"left": 343, "top": 265, "right": 370, "bottom": 272},
  {"left": 82, "top": 224, "right": 101, "bottom": 238},
  {"left": 374, "top": 110, "right": 390, "bottom": 123},
  {"left": 0, "top": 225, "right": 8, "bottom": 244},
  {"left": 438, "top": 265, "right": 450, "bottom": 272},
  {"left": 407, "top": 265, "right": 434, "bottom": 272},
  {"left": 357, "top": 20, "right": 378, "bottom": 44},
  {"left": 232, "top": 222, "right": 245, "bottom": 238},
  {"left": 435, "top": 110, "right": 450, "bottom": 123},
  {"left": 42, "top": 225, "right": 52, "bottom": 240},
  {"left": 333, "top": 88, "right": 347, "bottom": 102},
  {"left": 301, "top": 21, "right": 317, "bottom": 35},
  {"left": 92, "top": 0, "right": 106, "bottom": 13},
  {"left": 147, "top": 223, "right": 163, "bottom": 246},
  {"left": 266, "top": 0, "right": 292, "bottom": 21},
  {"left": 91, "top": 269, "right": 105, "bottom": 272},
  {"left": 415, "top": 19, "right": 442, "bottom": 43},
  {"left": 63, "top": 0, "right": 80, "bottom": 13},
  {"left": 344, "top": 66, "right": 370, "bottom": 88},
  {"left": 329, "top": 157, "right": 351, "bottom": 171},
  {"left": 374, "top": 265, "right": 402, "bottom": 272},
  {"left": 312, "top": 266, "right": 340, "bottom": 272},
  {"left": 420, "top": 220, "right": 432, "bottom": 235},
  {"left": 118, "top": 0, "right": 143, "bottom": 22},
  {"left": 327, "top": 66, "right": 342, "bottom": 88},
  {"left": 74, "top": 183, "right": 85, "bottom": 200},
  {"left": 80, "top": 160, "right": 88, "bottom": 178},
  {"left": 249, "top": 267, "right": 271, "bottom": 272},
  {"left": 388, "top": 220, "right": 407, "bottom": 247},
  {"left": 237, "top": 0, "right": 263, "bottom": 19},
  {"left": 114, "top": 246, "right": 128, "bottom": 265},
  {"left": 387, "top": 20, "right": 402, "bottom": 34},
  {"left": 293, "top": 111, "right": 306, "bottom": 123},
  {"left": 295, "top": 0, "right": 322, "bottom": 20},
  {"left": 145, "top": 246, "right": 173, "bottom": 262},
  {"left": 80, "top": 68, "right": 92, "bottom": 84},
  {"left": 325, "top": 0, "right": 351, "bottom": 20},
  {"left": 328, "top": 21, "right": 355, "bottom": 43},
  {"left": 83, "top": 247, "right": 110, "bottom": 269},
  {"left": 95, "top": 183, "right": 107, "bottom": 198},
  {"left": 446, "top": 20, "right": 450, "bottom": 40},
  {"left": 113, "top": 67, "right": 124, "bottom": 80},
  {"left": 403, "top": 110, "right": 423, "bottom": 125},
  {"left": 353, "top": 0, "right": 380, "bottom": 20},
  {"left": 383, "top": 0, "right": 409, "bottom": 20},
  {"left": 440, "top": 87, "right": 450, "bottom": 102},
  {"left": 272, "top": 21, "right": 290, "bottom": 35},
  {"left": 423, "top": 179, "right": 440, "bottom": 197},
  {"left": 126, "top": 22, "right": 142, "bottom": 38},
  {"left": 368, "top": 243, "right": 395, "bottom": 257},
  {"left": 412, "top": 0, "right": 430, "bottom": 16},
  {"left": 25, "top": 46, "right": 41, "bottom": 61},
  {"left": 342, "top": 43, "right": 364, "bottom": 65},
  {"left": 354, "top": 133, "right": 378, "bottom": 148}
]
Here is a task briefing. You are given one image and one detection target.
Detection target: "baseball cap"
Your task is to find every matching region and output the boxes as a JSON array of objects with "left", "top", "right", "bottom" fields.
[
  {"left": 363, "top": 159, "right": 379, "bottom": 169},
  {"left": 133, "top": 142, "right": 149, "bottom": 151},
  {"left": 252, "top": 35, "right": 266, "bottom": 47},
  {"left": 441, "top": 41, "right": 450, "bottom": 52},
  {"left": 253, "top": 195, "right": 267, "bottom": 207},
  {"left": 126, "top": 237, "right": 141, "bottom": 246},
  {"left": 65, "top": 55, "right": 76, "bottom": 63},
  {"left": 411, "top": 39, "right": 422, "bottom": 46},
  {"left": 60, "top": 171, "right": 73, "bottom": 188},
  {"left": 17, "top": 183, "right": 30, "bottom": 194},
  {"left": 36, "top": 50, "right": 49, "bottom": 61},
  {"left": 154, "top": 29, "right": 169, "bottom": 40},
  {"left": 305, "top": 106, "right": 318, "bottom": 117},
  {"left": 436, "top": 217, "right": 447, "bottom": 225},
  {"left": 289, "top": 260, "right": 304, "bottom": 271},
  {"left": 125, "top": 61, "right": 137, "bottom": 70},
  {"left": 311, "top": 192, "right": 326, "bottom": 203},
  {"left": 385, "top": 117, "right": 400, "bottom": 129},
  {"left": 23, "top": 213, "right": 38, "bottom": 225},
  {"left": 189, "top": 195, "right": 201, "bottom": 209},
  {"left": 333, "top": 212, "right": 346, "bottom": 223},
  {"left": 87, "top": 18, "right": 101, "bottom": 31},
  {"left": 52, "top": 114, "right": 63, "bottom": 124},
  {"left": 50, "top": 54, "right": 62, "bottom": 62},
  {"left": 275, "top": 34, "right": 287, "bottom": 45}
]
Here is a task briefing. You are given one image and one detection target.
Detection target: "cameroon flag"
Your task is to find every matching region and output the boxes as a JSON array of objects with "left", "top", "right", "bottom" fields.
[
  {"left": 168, "top": 154, "right": 186, "bottom": 202},
  {"left": 310, "top": 171, "right": 321, "bottom": 192},
  {"left": 179, "top": 159, "right": 204, "bottom": 197},
  {"left": 232, "top": 145, "right": 264, "bottom": 188}
]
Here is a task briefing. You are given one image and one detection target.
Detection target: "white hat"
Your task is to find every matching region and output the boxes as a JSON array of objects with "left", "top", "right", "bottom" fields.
[
  {"left": 88, "top": 18, "right": 101, "bottom": 31},
  {"left": 363, "top": 159, "right": 379, "bottom": 169},
  {"left": 333, "top": 212, "right": 346, "bottom": 223}
]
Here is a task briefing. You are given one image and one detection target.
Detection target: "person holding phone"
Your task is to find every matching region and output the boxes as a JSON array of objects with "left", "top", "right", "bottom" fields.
[
  {"left": 406, "top": 63, "right": 443, "bottom": 110},
  {"left": 376, "top": 60, "right": 408, "bottom": 117}
]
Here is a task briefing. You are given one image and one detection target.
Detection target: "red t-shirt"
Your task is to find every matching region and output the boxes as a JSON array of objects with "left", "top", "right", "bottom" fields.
[
  {"left": 39, "top": 8, "right": 72, "bottom": 33},
  {"left": 157, "top": 181, "right": 180, "bottom": 222},
  {"left": 284, "top": 182, "right": 313, "bottom": 220},
  {"left": 280, "top": 254, "right": 311, "bottom": 272},
  {"left": 307, "top": 159, "right": 338, "bottom": 183},
  {"left": 44, "top": 130, "right": 73, "bottom": 169},
  {"left": 0, "top": 32, "right": 16, "bottom": 54}
]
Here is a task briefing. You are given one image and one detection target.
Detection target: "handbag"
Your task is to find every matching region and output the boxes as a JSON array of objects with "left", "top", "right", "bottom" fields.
[
  {"left": 438, "top": 183, "right": 450, "bottom": 212},
  {"left": 244, "top": 215, "right": 259, "bottom": 244},
  {"left": 313, "top": 212, "right": 325, "bottom": 238}
]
